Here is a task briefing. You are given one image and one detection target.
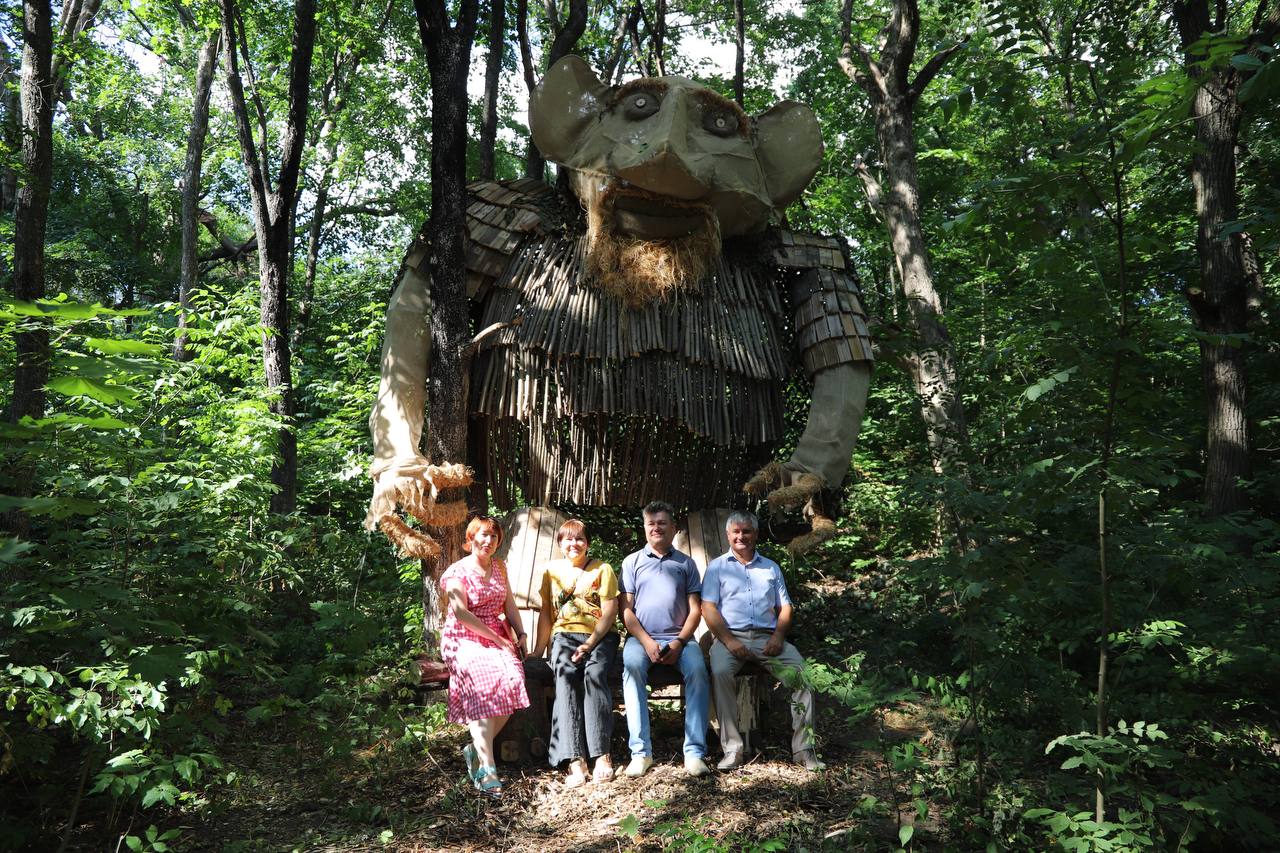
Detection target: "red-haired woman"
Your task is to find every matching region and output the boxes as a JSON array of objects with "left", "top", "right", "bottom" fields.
[{"left": 440, "top": 515, "right": 530, "bottom": 797}]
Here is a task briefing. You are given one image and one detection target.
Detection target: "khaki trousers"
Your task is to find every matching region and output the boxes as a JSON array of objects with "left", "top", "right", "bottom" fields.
[{"left": 709, "top": 629, "right": 815, "bottom": 758}]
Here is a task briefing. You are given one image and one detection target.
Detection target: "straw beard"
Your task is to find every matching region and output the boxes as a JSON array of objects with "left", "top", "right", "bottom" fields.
[{"left": 578, "top": 178, "right": 721, "bottom": 307}]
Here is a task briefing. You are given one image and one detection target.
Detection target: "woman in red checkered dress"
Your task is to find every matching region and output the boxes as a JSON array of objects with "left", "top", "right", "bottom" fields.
[{"left": 440, "top": 515, "right": 530, "bottom": 797}]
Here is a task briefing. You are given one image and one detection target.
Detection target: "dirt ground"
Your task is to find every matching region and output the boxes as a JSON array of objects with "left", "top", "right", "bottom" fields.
[{"left": 185, "top": 695, "right": 947, "bottom": 852}]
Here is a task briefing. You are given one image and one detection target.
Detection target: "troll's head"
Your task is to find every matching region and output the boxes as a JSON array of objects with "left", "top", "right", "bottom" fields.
[{"left": 531, "top": 56, "right": 823, "bottom": 304}]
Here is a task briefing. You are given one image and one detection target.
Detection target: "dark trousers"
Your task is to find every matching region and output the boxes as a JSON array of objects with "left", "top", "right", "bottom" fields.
[{"left": 548, "top": 631, "right": 616, "bottom": 767}]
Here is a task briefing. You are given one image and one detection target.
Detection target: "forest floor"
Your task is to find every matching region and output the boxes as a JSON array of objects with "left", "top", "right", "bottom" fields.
[{"left": 182, "top": 692, "right": 952, "bottom": 852}]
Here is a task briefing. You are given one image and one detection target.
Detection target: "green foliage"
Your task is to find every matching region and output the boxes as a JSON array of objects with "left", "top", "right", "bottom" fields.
[{"left": 3, "top": 0, "right": 1278, "bottom": 848}]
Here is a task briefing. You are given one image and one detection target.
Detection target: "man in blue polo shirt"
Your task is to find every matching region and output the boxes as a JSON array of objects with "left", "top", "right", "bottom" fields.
[
  {"left": 619, "top": 500, "right": 711, "bottom": 777},
  {"left": 702, "top": 510, "right": 824, "bottom": 771}
]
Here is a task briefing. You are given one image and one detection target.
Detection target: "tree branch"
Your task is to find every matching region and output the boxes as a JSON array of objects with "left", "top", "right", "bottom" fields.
[
  {"left": 838, "top": 0, "right": 884, "bottom": 96},
  {"left": 220, "top": 0, "right": 270, "bottom": 227},
  {"left": 233, "top": 5, "right": 272, "bottom": 185},
  {"left": 908, "top": 37, "right": 968, "bottom": 102},
  {"left": 853, "top": 154, "right": 884, "bottom": 210},
  {"left": 547, "top": 0, "right": 588, "bottom": 66},
  {"left": 275, "top": 0, "right": 318, "bottom": 217}
]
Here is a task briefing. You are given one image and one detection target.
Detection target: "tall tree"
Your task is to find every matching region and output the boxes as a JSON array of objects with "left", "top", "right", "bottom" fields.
[
  {"left": 516, "top": 0, "right": 586, "bottom": 179},
  {"left": 837, "top": 0, "right": 970, "bottom": 499},
  {"left": 0, "top": 41, "right": 19, "bottom": 216},
  {"left": 175, "top": 27, "right": 222, "bottom": 362},
  {"left": 294, "top": 0, "right": 396, "bottom": 354},
  {"left": 478, "top": 0, "right": 506, "bottom": 180},
  {"left": 732, "top": 0, "right": 745, "bottom": 105},
  {"left": 220, "top": 0, "right": 318, "bottom": 515},
  {"left": 8, "top": 0, "right": 56, "bottom": 427},
  {"left": 411, "top": 0, "right": 480, "bottom": 578},
  {"left": 1170, "top": 0, "right": 1278, "bottom": 516}
]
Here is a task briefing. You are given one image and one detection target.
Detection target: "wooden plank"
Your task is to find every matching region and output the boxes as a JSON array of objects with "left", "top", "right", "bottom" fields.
[
  {"left": 509, "top": 507, "right": 538, "bottom": 608},
  {"left": 686, "top": 511, "right": 707, "bottom": 575},
  {"left": 531, "top": 506, "right": 562, "bottom": 608}
]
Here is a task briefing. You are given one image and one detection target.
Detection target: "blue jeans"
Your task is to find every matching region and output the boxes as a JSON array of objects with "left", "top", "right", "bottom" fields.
[{"left": 622, "top": 636, "right": 709, "bottom": 758}]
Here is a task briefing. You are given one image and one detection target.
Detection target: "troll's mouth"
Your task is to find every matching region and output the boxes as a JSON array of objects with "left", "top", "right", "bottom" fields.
[{"left": 609, "top": 191, "right": 710, "bottom": 240}]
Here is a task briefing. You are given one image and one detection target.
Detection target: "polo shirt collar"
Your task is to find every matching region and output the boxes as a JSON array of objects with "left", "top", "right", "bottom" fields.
[
  {"left": 726, "top": 550, "right": 762, "bottom": 567},
  {"left": 644, "top": 543, "right": 676, "bottom": 559}
]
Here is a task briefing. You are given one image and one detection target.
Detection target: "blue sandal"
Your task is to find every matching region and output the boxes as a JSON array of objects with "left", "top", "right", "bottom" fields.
[
  {"left": 476, "top": 766, "right": 503, "bottom": 798},
  {"left": 462, "top": 744, "right": 481, "bottom": 788}
]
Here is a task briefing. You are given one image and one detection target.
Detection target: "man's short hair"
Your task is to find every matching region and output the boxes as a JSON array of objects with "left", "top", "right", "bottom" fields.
[
  {"left": 642, "top": 500, "right": 676, "bottom": 521},
  {"left": 725, "top": 510, "right": 758, "bottom": 532}
]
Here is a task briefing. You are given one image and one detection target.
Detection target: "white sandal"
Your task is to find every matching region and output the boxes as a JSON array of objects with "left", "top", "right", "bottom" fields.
[{"left": 564, "top": 758, "right": 588, "bottom": 788}]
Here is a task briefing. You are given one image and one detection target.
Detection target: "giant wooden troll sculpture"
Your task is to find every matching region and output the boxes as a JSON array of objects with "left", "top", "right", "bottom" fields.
[{"left": 366, "top": 56, "right": 873, "bottom": 554}]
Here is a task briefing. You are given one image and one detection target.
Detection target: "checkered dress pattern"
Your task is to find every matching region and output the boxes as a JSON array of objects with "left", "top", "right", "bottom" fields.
[{"left": 439, "top": 557, "right": 530, "bottom": 724}]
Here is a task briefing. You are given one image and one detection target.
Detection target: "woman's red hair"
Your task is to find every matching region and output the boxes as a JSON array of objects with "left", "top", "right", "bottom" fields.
[{"left": 463, "top": 515, "right": 503, "bottom": 553}]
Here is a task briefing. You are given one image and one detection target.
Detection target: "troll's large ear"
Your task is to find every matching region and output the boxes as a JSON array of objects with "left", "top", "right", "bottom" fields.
[
  {"left": 530, "top": 55, "right": 611, "bottom": 165},
  {"left": 755, "top": 101, "right": 823, "bottom": 209}
]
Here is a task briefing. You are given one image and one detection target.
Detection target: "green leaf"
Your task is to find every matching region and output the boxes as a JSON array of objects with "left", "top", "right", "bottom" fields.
[
  {"left": 1239, "top": 57, "right": 1280, "bottom": 104},
  {"left": 46, "top": 376, "right": 139, "bottom": 406},
  {"left": 129, "top": 645, "right": 191, "bottom": 684},
  {"left": 899, "top": 825, "right": 914, "bottom": 846},
  {"left": 84, "top": 337, "right": 163, "bottom": 355},
  {"left": 619, "top": 815, "right": 640, "bottom": 838},
  {"left": 0, "top": 496, "right": 101, "bottom": 518},
  {"left": 0, "top": 538, "right": 36, "bottom": 563},
  {"left": 141, "top": 781, "right": 178, "bottom": 808}
]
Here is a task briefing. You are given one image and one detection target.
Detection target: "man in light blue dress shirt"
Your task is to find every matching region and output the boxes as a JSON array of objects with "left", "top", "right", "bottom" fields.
[{"left": 701, "top": 510, "right": 823, "bottom": 771}]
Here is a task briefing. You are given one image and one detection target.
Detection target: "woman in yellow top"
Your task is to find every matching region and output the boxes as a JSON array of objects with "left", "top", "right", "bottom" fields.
[{"left": 533, "top": 518, "right": 620, "bottom": 787}]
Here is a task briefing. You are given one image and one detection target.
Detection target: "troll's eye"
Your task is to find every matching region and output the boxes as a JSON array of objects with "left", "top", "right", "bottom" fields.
[
  {"left": 623, "top": 91, "right": 661, "bottom": 120},
  {"left": 703, "top": 109, "right": 740, "bottom": 137}
]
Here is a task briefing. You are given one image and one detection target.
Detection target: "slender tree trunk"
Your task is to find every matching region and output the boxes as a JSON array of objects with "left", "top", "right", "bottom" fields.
[
  {"left": 175, "top": 27, "right": 221, "bottom": 362},
  {"left": 515, "top": 0, "right": 543, "bottom": 180},
  {"left": 9, "top": 0, "right": 55, "bottom": 426},
  {"left": 478, "top": 0, "right": 505, "bottom": 180},
  {"left": 413, "top": 0, "right": 480, "bottom": 630},
  {"left": 293, "top": 182, "right": 327, "bottom": 354},
  {"left": 628, "top": 4, "right": 652, "bottom": 77},
  {"left": 652, "top": 0, "right": 666, "bottom": 75},
  {"left": 602, "top": 1, "right": 642, "bottom": 84},
  {"left": 876, "top": 101, "right": 967, "bottom": 477},
  {"left": 516, "top": 0, "right": 585, "bottom": 180},
  {"left": 838, "top": 0, "right": 969, "bottom": 489},
  {"left": 1, "top": 42, "right": 19, "bottom": 218},
  {"left": 732, "top": 0, "right": 744, "bottom": 105},
  {"left": 1171, "top": 0, "right": 1261, "bottom": 516},
  {"left": 221, "top": 0, "right": 317, "bottom": 516}
]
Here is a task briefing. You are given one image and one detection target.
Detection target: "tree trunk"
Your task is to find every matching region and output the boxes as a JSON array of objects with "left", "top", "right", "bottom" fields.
[
  {"left": 652, "top": 0, "right": 666, "bottom": 75},
  {"left": 221, "top": 0, "right": 317, "bottom": 516},
  {"left": 175, "top": 27, "right": 221, "bottom": 362},
  {"left": 602, "top": 1, "right": 642, "bottom": 84},
  {"left": 516, "top": 0, "right": 585, "bottom": 180},
  {"left": 1172, "top": 0, "right": 1258, "bottom": 516},
  {"left": 732, "top": 0, "right": 744, "bottom": 105},
  {"left": 478, "top": 0, "right": 505, "bottom": 180},
  {"left": 875, "top": 99, "right": 967, "bottom": 477},
  {"left": 9, "top": 0, "right": 55, "bottom": 426},
  {"left": 413, "top": 0, "right": 480, "bottom": 634},
  {"left": 838, "top": 0, "right": 969, "bottom": 486},
  {"left": 1, "top": 41, "right": 19, "bottom": 218},
  {"left": 293, "top": 181, "right": 327, "bottom": 354}
]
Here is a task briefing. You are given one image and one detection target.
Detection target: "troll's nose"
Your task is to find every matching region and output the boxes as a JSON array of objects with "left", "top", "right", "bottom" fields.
[{"left": 611, "top": 90, "right": 710, "bottom": 201}]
